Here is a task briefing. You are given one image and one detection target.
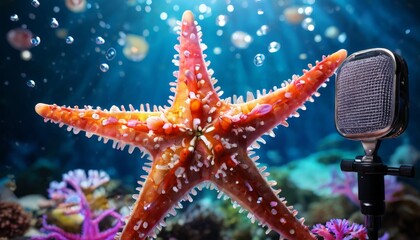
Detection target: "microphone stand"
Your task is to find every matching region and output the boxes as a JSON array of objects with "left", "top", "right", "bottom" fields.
[{"left": 340, "top": 140, "right": 415, "bottom": 240}]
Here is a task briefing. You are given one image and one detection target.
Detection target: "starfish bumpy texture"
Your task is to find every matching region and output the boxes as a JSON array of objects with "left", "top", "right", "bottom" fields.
[{"left": 35, "top": 10, "right": 347, "bottom": 240}]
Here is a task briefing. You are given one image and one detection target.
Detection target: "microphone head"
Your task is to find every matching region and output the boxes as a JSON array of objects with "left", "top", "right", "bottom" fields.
[{"left": 335, "top": 48, "right": 409, "bottom": 141}]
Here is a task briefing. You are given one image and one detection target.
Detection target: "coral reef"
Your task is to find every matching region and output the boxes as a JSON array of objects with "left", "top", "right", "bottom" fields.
[
  {"left": 323, "top": 171, "right": 403, "bottom": 206},
  {"left": 305, "top": 196, "right": 358, "bottom": 226},
  {"left": 381, "top": 185, "right": 420, "bottom": 239},
  {"left": 33, "top": 169, "right": 122, "bottom": 240},
  {"left": 311, "top": 218, "right": 367, "bottom": 240},
  {"left": 276, "top": 149, "right": 356, "bottom": 197},
  {"left": 0, "top": 201, "right": 31, "bottom": 238},
  {"left": 157, "top": 199, "right": 225, "bottom": 240}
]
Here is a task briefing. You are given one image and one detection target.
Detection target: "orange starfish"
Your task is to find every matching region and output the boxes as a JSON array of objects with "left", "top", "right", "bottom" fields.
[{"left": 35, "top": 10, "right": 347, "bottom": 240}]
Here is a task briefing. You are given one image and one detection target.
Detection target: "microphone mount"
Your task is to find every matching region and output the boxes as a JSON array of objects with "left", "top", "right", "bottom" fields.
[{"left": 340, "top": 140, "right": 415, "bottom": 240}]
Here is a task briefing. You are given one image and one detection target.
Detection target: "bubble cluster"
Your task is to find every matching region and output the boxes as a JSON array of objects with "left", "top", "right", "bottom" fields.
[
  {"left": 50, "top": 18, "right": 59, "bottom": 28},
  {"left": 231, "top": 31, "right": 252, "bottom": 49},
  {"left": 268, "top": 41, "right": 281, "bottom": 53},
  {"left": 256, "top": 25, "right": 269, "bottom": 36},
  {"left": 100, "top": 63, "right": 109, "bottom": 72},
  {"left": 10, "top": 14, "right": 19, "bottom": 22},
  {"left": 105, "top": 47, "right": 117, "bottom": 61},
  {"left": 283, "top": 6, "right": 313, "bottom": 25},
  {"left": 253, "top": 53, "right": 265, "bottom": 67},
  {"left": 216, "top": 15, "right": 228, "bottom": 27},
  {"left": 96, "top": 36, "right": 105, "bottom": 45},
  {"left": 302, "top": 18, "right": 315, "bottom": 31},
  {"left": 66, "top": 36, "right": 74, "bottom": 44}
]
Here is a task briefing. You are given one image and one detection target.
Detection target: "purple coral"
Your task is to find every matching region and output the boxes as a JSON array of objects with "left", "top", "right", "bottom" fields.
[
  {"left": 311, "top": 219, "right": 367, "bottom": 240},
  {"left": 34, "top": 169, "right": 122, "bottom": 240}
]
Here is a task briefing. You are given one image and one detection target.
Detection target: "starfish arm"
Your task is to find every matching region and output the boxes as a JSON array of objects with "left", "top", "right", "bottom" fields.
[
  {"left": 210, "top": 148, "right": 316, "bottom": 240},
  {"left": 120, "top": 146, "right": 207, "bottom": 240},
  {"left": 35, "top": 103, "right": 185, "bottom": 155},
  {"left": 166, "top": 10, "right": 222, "bottom": 129},
  {"left": 227, "top": 49, "right": 347, "bottom": 145}
]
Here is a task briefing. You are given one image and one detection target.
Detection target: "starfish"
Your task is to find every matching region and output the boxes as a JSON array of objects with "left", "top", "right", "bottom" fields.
[{"left": 35, "top": 10, "right": 347, "bottom": 240}]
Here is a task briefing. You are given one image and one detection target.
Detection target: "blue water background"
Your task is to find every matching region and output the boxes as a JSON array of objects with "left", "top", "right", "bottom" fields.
[{"left": 0, "top": 0, "right": 419, "bottom": 193}]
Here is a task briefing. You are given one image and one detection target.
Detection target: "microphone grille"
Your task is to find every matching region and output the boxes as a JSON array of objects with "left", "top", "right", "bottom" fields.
[{"left": 336, "top": 53, "right": 395, "bottom": 137}]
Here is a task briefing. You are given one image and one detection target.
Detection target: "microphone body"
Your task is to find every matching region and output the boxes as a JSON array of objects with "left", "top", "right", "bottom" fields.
[{"left": 334, "top": 48, "right": 414, "bottom": 240}]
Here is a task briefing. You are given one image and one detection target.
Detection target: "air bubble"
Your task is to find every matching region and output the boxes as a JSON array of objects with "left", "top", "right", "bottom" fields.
[
  {"left": 50, "top": 18, "right": 59, "bottom": 28},
  {"left": 325, "top": 26, "right": 339, "bottom": 39},
  {"left": 66, "top": 36, "right": 74, "bottom": 44},
  {"left": 100, "top": 63, "right": 109, "bottom": 72},
  {"left": 96, "top": 36, "right": 105, "bottom": 45},
  {"left": 10, "top": 14, "right": 19, "bottom": 22},
  {"left": 105, "top": 47, "right": 116, "bottom": 60},
  {"left": 31, "top": 36, "right": 41, "bottom": 46},
  {"left": 338, "top": 33, "right": 347, "bottom": 43},
  {"left": 227, "top": 4, "right": 234, "bottom": 12},
  {"left": 31, "top": 0, "right": 40, "bottom": 8},
  {"left": 27, "top": 80, "right": 36, "bottom": 88},
  {"left": 254, "top": 54, "right": 265, "bottom": 67},
  {"left": 21, "top": 50, "right": 32, "bottom": 61},
  {"left": 268, "top": 41, "right": 280, "bottom": 53}
]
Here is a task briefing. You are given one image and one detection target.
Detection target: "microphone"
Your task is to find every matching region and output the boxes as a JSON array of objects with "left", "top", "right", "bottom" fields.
[
  {"left": 334, "top": 48, "right": 415, "bottom": 240},
  {"left": 335, "top": 48, "right": 409, "bottom": 141}
]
